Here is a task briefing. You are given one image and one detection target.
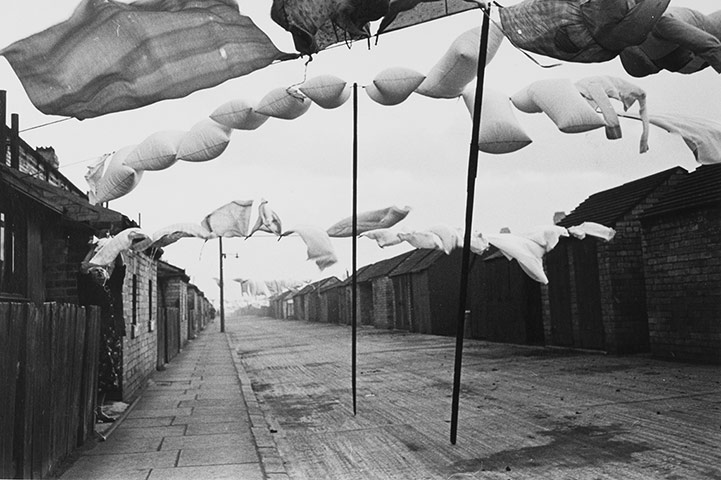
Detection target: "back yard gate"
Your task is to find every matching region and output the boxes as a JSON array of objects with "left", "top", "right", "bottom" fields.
[{"left": 0, "top": 302, "right": 100, "bottom": 479}]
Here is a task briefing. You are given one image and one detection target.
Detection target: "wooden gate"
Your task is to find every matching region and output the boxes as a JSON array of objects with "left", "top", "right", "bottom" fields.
[
  {"left": 572, "top": 239, "right": 605, "bottom": 350},
  {"left": 0, "top": 303, "right": 100, "bottom": 479},
  {"left": 165, "top": 307, "right": 180, "bottom": 363},
  {"left": 546, "top": 243, "right": 574, "bottom": 347}
]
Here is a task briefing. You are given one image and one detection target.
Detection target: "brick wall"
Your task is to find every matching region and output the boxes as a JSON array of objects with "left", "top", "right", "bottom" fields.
[
  {"left": 121, "top": 250, "right": 158, "bottom": 401},
  {"left": 43, "top": 227, "right": 89, "bottom": 304},
  {"left": 372, "top": 277, "right": 395, "bottom": 329},
  {"left": 642, "top": 208, "right": 721, "bottom": 363}
]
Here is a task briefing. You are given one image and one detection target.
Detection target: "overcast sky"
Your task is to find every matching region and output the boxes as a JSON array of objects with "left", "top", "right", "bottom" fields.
[{"left": 1, "top": 0, "right": 718, "bottom": 305}]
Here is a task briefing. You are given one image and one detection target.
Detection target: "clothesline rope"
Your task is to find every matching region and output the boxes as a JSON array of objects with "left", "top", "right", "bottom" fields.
[{"left": 18, "top": 117, "right": 72, "bottom": 132}]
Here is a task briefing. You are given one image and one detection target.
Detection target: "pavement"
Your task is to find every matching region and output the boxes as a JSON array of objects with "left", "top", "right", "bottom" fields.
[{"left": 59, "top": 321, "right": 287, "bottom": 480}]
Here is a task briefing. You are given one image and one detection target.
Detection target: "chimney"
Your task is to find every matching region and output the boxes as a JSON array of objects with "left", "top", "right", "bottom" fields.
[
  {"left": 553, "top": 211, "right": 567, "bottom": 224},
  {"left": 37, "top": 146, "right": 60, "bottom": 169}
]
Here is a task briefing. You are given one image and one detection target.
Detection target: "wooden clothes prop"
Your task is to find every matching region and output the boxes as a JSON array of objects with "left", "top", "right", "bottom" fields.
[
  {"left": 498, "top": 0, "right": 670, "bottom": 64},
  {"left": 1, "top": 0, "right": 296, "bottom": 119},
  {"left": 620, "top": 7, "right": 721, "bottom": 77}
]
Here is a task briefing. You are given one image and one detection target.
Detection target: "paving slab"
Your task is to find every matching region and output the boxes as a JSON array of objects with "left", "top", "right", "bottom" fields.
[
  {"left": 148, "top": 463, "right": 264, "bottom": 480},
  {"left": 59, "top": 325, "right": 280, "bottom": 479},
  {"left": 177, "top": 445, "right": 260, "bottom": 466}
]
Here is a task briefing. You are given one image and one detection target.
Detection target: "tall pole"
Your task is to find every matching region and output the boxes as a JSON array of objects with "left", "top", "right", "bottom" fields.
[
  {"left": 0, "top": 90, "right": 7, "bottom": 166},
  {"left": 10, "top": 113, "right": 19, "bottom": 169},
  {"left": 219, "top": 236, "right": 225, "bottom": 333},
  {"left": 450, "top": 4, "right": 491, "bottom": 445},
  {"left": 351, "top": 82, "right": 358, "bottom": 415}
]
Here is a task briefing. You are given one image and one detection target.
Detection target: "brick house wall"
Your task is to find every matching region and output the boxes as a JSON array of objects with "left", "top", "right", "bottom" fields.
[
  {"left": 598, "top": 176, "right": 684, "bottom": 354},
  {"left": 43, "top": 227, "right": 91, "bottom": 304},
  {"left": 121, "top": 250, "right": 158, "bottom": 401},
  {"left": 642, "top": 208, "right": 721, "bottom": 363},
  {"left": 372, "top": 277, "right": 395, "bottom": 329},
  {"left": 543, "top": 170, "right": 685, "bottom": 354}
]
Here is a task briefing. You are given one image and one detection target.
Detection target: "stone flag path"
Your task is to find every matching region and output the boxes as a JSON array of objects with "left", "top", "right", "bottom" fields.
[{"left": 60, "top": 325, "right": 287, "bottom": 480}]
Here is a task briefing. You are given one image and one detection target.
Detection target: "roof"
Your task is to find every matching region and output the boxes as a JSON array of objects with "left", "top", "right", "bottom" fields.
[
  {"left": 642, "top": 165, "right": 721, "bottom": 219},
  {"left": 557, "top": 167, "right": 687, "bottom": 228},
  {"left": 356, "top": 250, "right": 416, "bottom": 283},
  {"left": 388, "top": 249, "right": 445, "bottom": 277},
  {"left": 318, "top": 276, "right": 342, "bottom": 293},
  {"left": 0, "top": 163, "right": 135, "bottom": 232},
  {"left": 339, "top": 264, "right": 373, "bottom": 286},
  {"left": 156, "top": 259, "right": 190, "bottom": 282}
]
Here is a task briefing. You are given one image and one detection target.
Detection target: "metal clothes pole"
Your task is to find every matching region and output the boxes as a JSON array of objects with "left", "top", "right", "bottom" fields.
[
  {"left": 219, "top": 237, "right": 226, "bottom": 333},
  {"left": 351, "top": 82, "right": 358, "bottom": 415},
  {"left": 0, "top": 90, "right": 6, "bottom": 166},
  {"left": 450, "top": 4, "right": 491, "bottom": 445}
]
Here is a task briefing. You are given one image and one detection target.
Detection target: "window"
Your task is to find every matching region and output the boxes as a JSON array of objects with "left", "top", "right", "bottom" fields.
[{"left": 0, "top": 207, "right": 25, "bottom": 299}]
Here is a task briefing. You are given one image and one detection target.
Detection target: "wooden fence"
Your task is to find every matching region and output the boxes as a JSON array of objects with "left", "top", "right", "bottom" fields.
[{"left": 0, "top": 302, "right": 100, "bottom": 479}]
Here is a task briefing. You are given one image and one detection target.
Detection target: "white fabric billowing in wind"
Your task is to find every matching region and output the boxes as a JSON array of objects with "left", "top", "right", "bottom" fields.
[
  {"left": 201, "top": 200, "right": 254, "bottom": 238},
  {"left": 427, "top": 224, "right": 462, "bottom": 254},
  {"left": 486, "top": 233, "right": 549, "bottom": 284},
  {"left": 567, "top": 222, "right": 616, "bottom": 241},
  {"left": 84, "top": 153, "right": 110, "bottom": 205},
  {"left": 89, "top": 228, "right": 152, "bottom": 266},
  {"left": 469, "top": 232, "right": 490, "bottom": 255},
  {"left": 282, "top": 225, "right": 338, "bottom": 270},
  {"left": 522, "top": 225, "right": 570, "bottom": 253},
  {"left": 360, "top": 228, "right": 404, "bottom": 248},
  {"left": 248, "top": 198, "right": 282, "bottom": 237},
  {"left": 398, "top": 231, "right": 444, "bottom": 251},
  {"left": 149, "top": 223, "right": 215, "bottom": 249},
  {"left": 326, "top": 205, "right": 411, "bottom": 238}
]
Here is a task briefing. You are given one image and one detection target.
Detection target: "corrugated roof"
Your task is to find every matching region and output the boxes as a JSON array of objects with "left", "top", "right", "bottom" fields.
[
  {"left": 357, "top": 250, "right": 416, "bottom": 282},
  {"left": 642, "top": 165, "right": 721, "bottom": 219},
  {"left": 0, "top": 163, "right": 134, "bottom": 232},
  {"left": 388, "top": 249, "right": 445, "bottom": 277},
  {"left": 557, "top": 167, "right": 687, "bottom": 228}
]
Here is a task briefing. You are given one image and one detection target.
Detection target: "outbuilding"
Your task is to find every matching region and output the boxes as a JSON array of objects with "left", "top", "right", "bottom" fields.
[
  {"left": 544, "top": 166, "right": 687, "bottom": 354},
  {"left": 640, "top": 164, "right": 721, "bottom": 363}
]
